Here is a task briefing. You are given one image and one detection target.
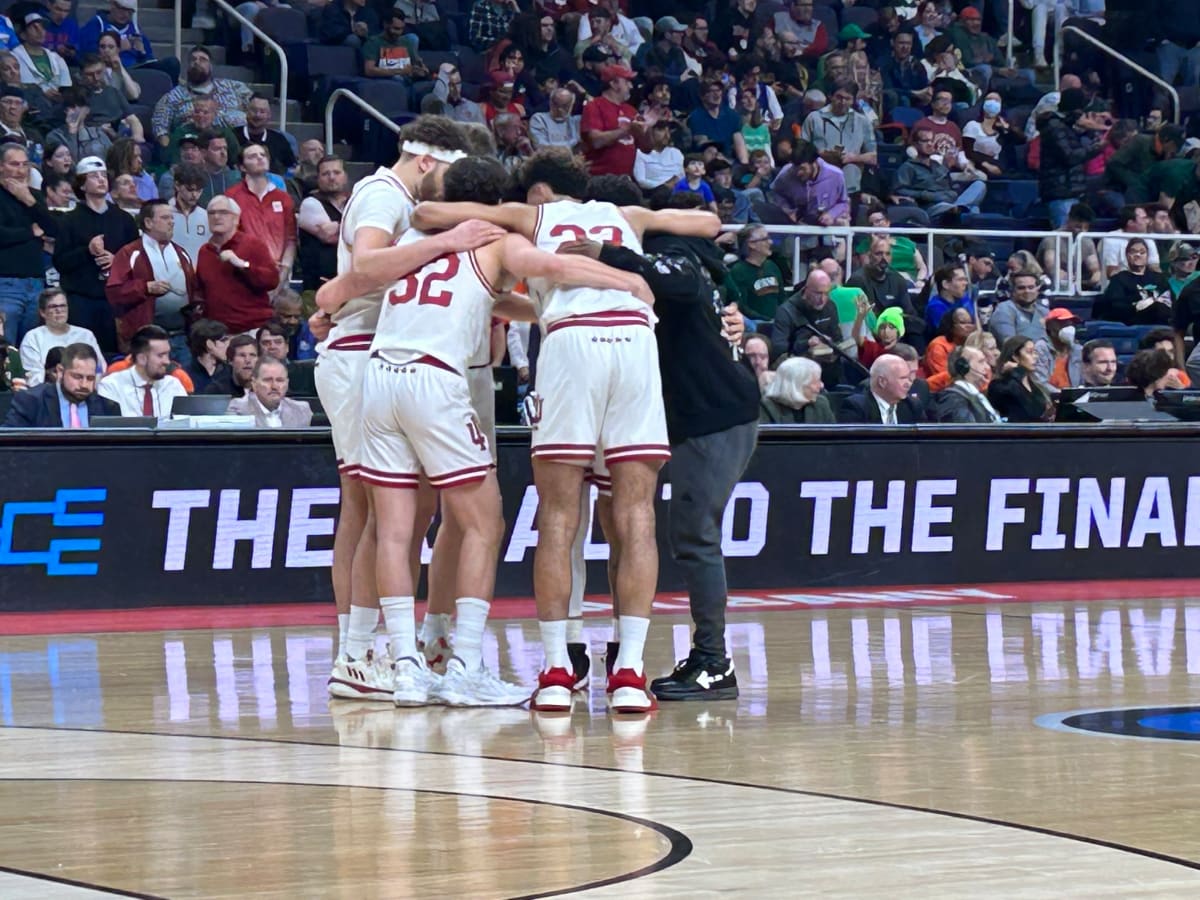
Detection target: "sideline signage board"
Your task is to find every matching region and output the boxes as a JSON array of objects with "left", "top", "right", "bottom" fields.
[{"left": 2, "top": 428, "right": 1199, "bottom": 611}]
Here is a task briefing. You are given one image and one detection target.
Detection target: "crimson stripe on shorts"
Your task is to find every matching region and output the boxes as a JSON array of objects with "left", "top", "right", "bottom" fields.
[
  {"left": 327, "top": 334, "right": 374, "bottom": 351},
  {"left": 426, "top": 463, "right": 494, "bottom": 486},
  {"left": 546, "top": 312, "right": 650, "bottom": 334},
  {"left": 429, "top": 466, "right": 495, "bottom": 489}
]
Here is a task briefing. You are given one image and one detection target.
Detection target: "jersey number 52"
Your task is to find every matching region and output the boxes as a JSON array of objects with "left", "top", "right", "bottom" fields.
[{"left": 386, "top": 254, "right": 460, "bottom": 307}]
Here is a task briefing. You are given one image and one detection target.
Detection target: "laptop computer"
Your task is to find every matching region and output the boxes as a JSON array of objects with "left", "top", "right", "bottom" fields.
[{"left": 91, "top": 416, "right": 157, "bottom": 428}]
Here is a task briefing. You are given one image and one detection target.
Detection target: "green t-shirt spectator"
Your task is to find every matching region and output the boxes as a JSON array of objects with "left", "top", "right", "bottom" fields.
[
  {"left": 1149, "top": 158, "right": 1200, "bottom": 207},
  {"left": 854, "top": 234, "right": 920, "bottom": 279},
  {"left": 741, "top": 122, "right": 772, "bottom": 158},
  {"left": 727, "top": 257, "right": 787, "bottom": 321},
  {"left": 363, "top": 33, "right": 424, "bottom": 79}
]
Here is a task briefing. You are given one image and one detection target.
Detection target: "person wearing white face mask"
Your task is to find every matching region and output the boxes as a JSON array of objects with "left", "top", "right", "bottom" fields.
[
  {"left": 1036, "top": 307, "right": 1083, "bottom": 390},
  {"left": 963, "top": 92, "right": 1022, "bottom": 177}
]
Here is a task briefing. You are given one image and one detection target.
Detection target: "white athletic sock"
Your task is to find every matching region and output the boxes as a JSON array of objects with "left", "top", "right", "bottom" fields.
[
  {"left": 540, "top": 619, "right": 569, "bottom": 671},
  {"left": 565, "top": 617, "right": 584, "bottom": 643},
  {"left": 380, "top": 595, "right": 417, "bottom": 662},
  {"left": 345, "top": 605, "right": 379, "bottom": 661},
  {"left": 611, "top": 615, "right": 621, "bottom": 642},
  {"left": 453, "top": 598, "right": 489, "bottom": 669},
  {"left": 336, "top": 613, "right": 350, "bottom": 658},
  {"left": 419, "top": 612, "right": 452, "bottom": 646},
  {"left": 614, "top": 615, "right": 649, "bottom": 675}
]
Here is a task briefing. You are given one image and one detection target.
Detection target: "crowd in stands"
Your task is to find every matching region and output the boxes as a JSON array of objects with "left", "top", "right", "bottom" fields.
[{"left": 3, "top": 0, "right": 1200, "bottom": 427}]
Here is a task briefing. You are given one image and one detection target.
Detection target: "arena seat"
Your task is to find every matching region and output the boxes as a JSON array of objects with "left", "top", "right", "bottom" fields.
[{"left": 131, "top": 69, "right": 174, "bottom": 109}]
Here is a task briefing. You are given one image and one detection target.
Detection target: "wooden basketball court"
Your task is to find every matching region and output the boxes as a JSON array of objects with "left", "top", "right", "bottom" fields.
[{"left": 2, "top": 587, "right": 1199, "bottom": 897}]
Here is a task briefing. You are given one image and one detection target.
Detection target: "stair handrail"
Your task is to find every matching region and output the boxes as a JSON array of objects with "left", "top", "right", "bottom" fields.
[
  {"left": 324, "top": 88, "right": 401, "bottom": 155},
  {"left": 174, "top": 0, "right": 290, "bottom": 133},
  {"left": 1054, "top": 24, "right": 1179, "bottom": 125}
]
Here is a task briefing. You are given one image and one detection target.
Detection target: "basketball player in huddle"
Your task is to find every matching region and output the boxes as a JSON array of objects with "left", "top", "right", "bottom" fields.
[
  {"left": 412, "top": 149, "right": 721, "bottom": 713},
  {"left": 348, "top": 156, "right": 654, "bottom": 705},
  {"left": 316, "top": 116, "right": 506, "bottom": 700}
]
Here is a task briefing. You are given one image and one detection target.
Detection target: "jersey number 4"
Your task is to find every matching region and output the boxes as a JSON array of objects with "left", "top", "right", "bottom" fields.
[
  {"left": 549, "top": 223, "right": 623, "bottom": 247},
  {"left": 386, "top": 254, "right": 460, "bottom": 307}
]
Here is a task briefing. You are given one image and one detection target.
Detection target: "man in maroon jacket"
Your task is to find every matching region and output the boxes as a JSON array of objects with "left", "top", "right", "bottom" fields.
[
  {"left": 194, "top": 194, "right": 279, "bottom": 334},
  {"left": 106, "top": 200, "right": 198, "bottom": 359}
]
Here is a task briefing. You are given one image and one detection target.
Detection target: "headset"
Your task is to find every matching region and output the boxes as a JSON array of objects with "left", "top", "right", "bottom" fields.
[{"left": 950, "top": 349, "right": 971, "bottom": 379}]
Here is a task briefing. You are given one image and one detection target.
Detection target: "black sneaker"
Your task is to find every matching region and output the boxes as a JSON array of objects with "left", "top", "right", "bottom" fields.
[
  {"left": 567, "top": 641, "right": 590, "bottom": 692},
  {"left": 650, "top": 654, "right": 738, "bottom": 701}
]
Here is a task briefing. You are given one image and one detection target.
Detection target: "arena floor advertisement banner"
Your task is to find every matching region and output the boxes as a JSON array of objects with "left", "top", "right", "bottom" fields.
[{"left": 3, "top": 426, "right": 1200, "bottom": 611}]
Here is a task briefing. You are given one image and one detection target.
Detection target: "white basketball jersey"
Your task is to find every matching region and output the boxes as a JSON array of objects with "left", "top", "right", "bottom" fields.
[
  {"left": 329, "top": 167, "right": 417, "bottom": 339},
  {"left": 369, "top": 229, "right": 494, "bottom": 372},
  {"left": 528, "top": 200, "right": 647, "bottom": 325}
]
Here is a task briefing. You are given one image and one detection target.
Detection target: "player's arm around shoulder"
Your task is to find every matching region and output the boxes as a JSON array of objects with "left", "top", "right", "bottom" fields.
[
  {"left": 411, "top": 201, "right": 537, "bottom": 237},
  {"left": 621, "top": 205, "right": 721, "bottom": 240},
  {"left": 497, "top": 233, "right": 654, "bottom": 306}
]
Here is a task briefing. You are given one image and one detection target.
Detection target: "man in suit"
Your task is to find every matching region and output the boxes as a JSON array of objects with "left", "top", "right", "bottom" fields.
[
  {"left": 837, "top": 354, "right": 919, "bottom": 424},
  {"left": 225, "top": 356, "right": 312, "bottom": 427},
  {"left": 2, "top": 342, "right": 119, "bottom": 427}
]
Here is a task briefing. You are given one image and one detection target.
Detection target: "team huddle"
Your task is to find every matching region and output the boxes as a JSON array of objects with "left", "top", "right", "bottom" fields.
[{"left": 315, "top": 115, "right": 720, "bottom": 714}]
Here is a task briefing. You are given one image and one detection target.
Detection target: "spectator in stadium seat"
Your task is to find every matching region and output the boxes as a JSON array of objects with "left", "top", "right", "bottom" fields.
[
  {"left": 0, "top": 82, "right": 44, "bottom": 167},
  {"left": 440, "top": 67, "right": 486, "bottom": 127},
  {"left": 225, "top": 143, "right": 296, "bottom": 280},
  {"left": 925, "top": 305, "right": 976, "bottom": 377},
  {"left": 196, "top": 130, "right": 240, "bottom": 208},
  {"left": 297, "top": 155, "right": 346, "bottom": 294},
  {"left": 713, "top": 0, "right": 768, "bottom": 61},
  {"left": 54, "top": 156, "right": 138, "bottom": 354},
  {"left": 759, "top": 356, "right": 834, "bottom": 424},
  {"left": 165, "top": 95, "right": 238, "bottom": 169},
  {"left": 581, "top": 64, "right": 651, "bottom": 177},
  {"left": 574, "top": 1, "right": 642, "bottom": 64},
  {"left": 529, "top": 88, "right": 581, "bottom": 151},
  {"left": 854, "top": 306, "right": 907, "bottom": 369},
  {"left": 271, "top": 290, "right": 316, "bottom": 361},
  {"left": 0, "top": 143, "right": 55, "bottom": 345},
  {"left": 470, "top": 0, "right": 518, "bottom": 54},
  {"left": 255, "top": 319, "right": 289, "bottom": 363},
  {"left": 493, "top": 112, "right": 534, "bottom": 174},
  {"left": 1138, "top": 327, "right": 1191, "bottom": 387},
  {"left": 924, "top": 264, "right": 975, "bottom": 339},
  {"left": 194, "top": 195, "right": 278, "bottom": 335},
  {"left": 183, "top": 318, "right": 229, "bottom": 394},
  {"left": 770, "top": 142, "right": 850, "bottom": 226},
  {"left": 800, "top": 79, "right": 877, "bottom": 195},
  {"left": 202, "top": 331, "right": 256, "bottom": 397},
  {"left": 49, "top": 87, "right": 119, "bottom": 168},
  {"left": 990, "top": 270, "right": 1049, "bottom": 344},
  {"left": 363, "top": 10, "right": 426, "bottom": 82},
  {"left": 19, "top": 288, "right": 104, "bottom": 387},
  {"left": 837, "top": 354, "right": 921, "bottom": 424},
  {"left": 682, "top": 15, "right": 724, "bottom": 70},
  {"left": 847, "top": 235, "right": 924, "bottom": 335},
  {"left": 106, "top": 199, "right": 197, "bottom": 360},
  {"left": 1100, "top": 206, "right": 1161, "bottom": 278},
  {"left": 97, "top": 324, "right": 188, "bottom": 417},
  {"left": 482, "top": 71, "right": 526, "bottom": 126},
  {"left": 1154, "top": 3, "right": 1200, "bottom": 89},
  {"left": 857, "top": 205, "right": 929, "bottom": 290},
  {"left": 105, "top": 137, "right": 153, "bottom": 201},
  {"left": 319, "top": 0, "right": 379, "bottom": 49},
  {"left": 880, "top": 29, "right": 932, "bottom": 109},
  {"left": 109, "top": 172, "right": 141, "bottom": 216},
  {"left": 913, "top": 87, "right": 968, "bottom": 166},
  {"left": 1078, "top": 338, "right": 1118, "bottom": 387},
  {"left": 726, "top": 225, "right": 786, "bottom": 327},
  {"left": 12, "top": 7, "right": 70, "bottom": 98},
  {"left": 226, "top": 355, "right": 312, "bottom": 426},
  {"left": 1038, "top": 202, "right": 1101, "bottom": 291},
  {"left": 672, "top": 153, "right": 718, "bottom": 212},
  {"left": 152, "top": 46, "right": 250, "bottom": 148},
  {"left": 994, "top": 250, "right": 1050, "bottom": 304},
  {"left": 1165, "top": 241, "right": 1200, "bottom": 300},
  {"left": 741, "top": 332, "right": 772, "bottom": 390},
  {"left": 770, "top": 269, "right": 844, "bottom": 388},
  {"left": 75, "top": 55, "right": 138, "bottom": 143},
  {"left": 926, "top": 345, "right": 1002, "bottom": 422},
  {"left": 1037, "top": 87, "right": 1104, "bottom": 229},
  {"left": 2, "top": 342, "right": 118, "bottom": 427},
  {"left": 688, "top": 78, "right": 746, "bottom": 161},
  {"left": 237, "top": 94, "right": 297, "bottom": 176},
  {"left": 1036, "top": 308, "right": 1083, "bottom": 390},
  {"left": 42, "top": 0, "right": 77, "bottom": 65},
  {"left": 893, "top": 127, "right": 986, "bottom": 222},
  {"left": 165, "top": 163, "right": 206, "bottom": 264},
  {"left": 638, "top": 16, "right": 689, "bottom": 85},
  {"left": 1125, "top": 348, "right": 1183, "bottom": 399},
  {"left": 773, "top": 0, "right": 828, "bottom": 59},
  {"left": 1095, "top": 239, "right": 1172, "bottom": 326},
  {"left": 988, "top": 335, "right": 1054, "bottom": 422}
]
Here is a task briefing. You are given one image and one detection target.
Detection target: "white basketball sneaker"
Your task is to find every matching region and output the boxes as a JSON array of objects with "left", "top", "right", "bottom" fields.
[
  {"left": 418, "top": 635, "right": 452, "bottom": 674},
  {"left": 327, "top": 649, "right": 395, "bottom": 702},
  {"left": 393, "top": 656, "right": 437, "bottom": 707},
  {"left": 431, "top": 657, "right": 531, "bottom": 707}
]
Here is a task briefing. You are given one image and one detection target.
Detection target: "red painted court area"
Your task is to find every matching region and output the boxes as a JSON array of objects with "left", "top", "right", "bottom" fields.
[{"left": 5, "top": 578, "right": 1200, "bottom": 635}]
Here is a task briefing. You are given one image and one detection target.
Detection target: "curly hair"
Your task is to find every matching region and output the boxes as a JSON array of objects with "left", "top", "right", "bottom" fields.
[
  {"left": 518, "top": 148, "right": 589, "bottom": 199},
  {"left": 397, "top": 115, "right": 473, "bottom": 159},
  {"left": 444, "top": 156, "right": 511, "bottom": 205},
  {"left": 585, "top": 174, "right": 643, "bottom": 207}
]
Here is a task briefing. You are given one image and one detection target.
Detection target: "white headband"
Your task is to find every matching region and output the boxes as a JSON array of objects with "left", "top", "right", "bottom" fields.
[{"left": 402, "top": 141, "right": 466, "bottom": 164}]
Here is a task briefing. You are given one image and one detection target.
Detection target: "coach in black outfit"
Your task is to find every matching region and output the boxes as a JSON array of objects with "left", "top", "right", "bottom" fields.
[{"left": 567, "top": 180, "right": 760, "bottom": 701}]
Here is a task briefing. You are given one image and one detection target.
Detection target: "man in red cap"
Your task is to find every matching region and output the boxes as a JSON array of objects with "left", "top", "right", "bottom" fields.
[
  {"left": 580, "top": 64, "right": 654, "bottom": 176},
  {"left": 948, "top": 6, "right": 1030, "bottom": 89},
  {"left": 482, "top": 69, "right": 525, "bottom": 125}
]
